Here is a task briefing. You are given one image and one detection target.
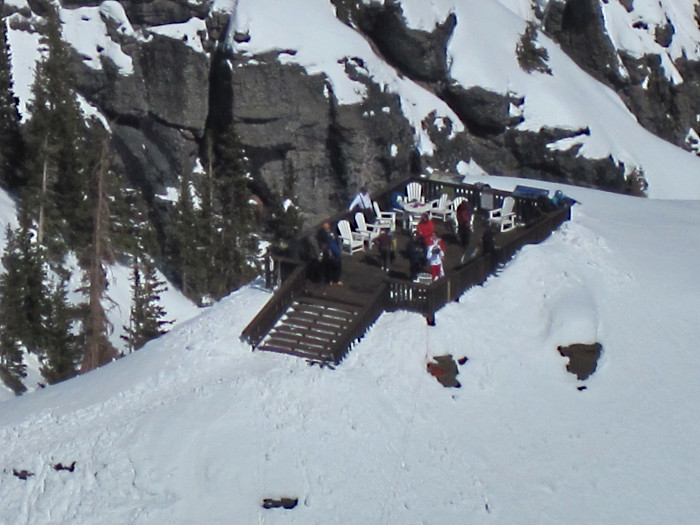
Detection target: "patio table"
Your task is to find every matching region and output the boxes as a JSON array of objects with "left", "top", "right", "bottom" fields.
[
  {"left": 401, "top": 200, "right": 433, "bottom": 229},
  {"left": 402, "top": 200, "right": 432, "bottom": 216}
]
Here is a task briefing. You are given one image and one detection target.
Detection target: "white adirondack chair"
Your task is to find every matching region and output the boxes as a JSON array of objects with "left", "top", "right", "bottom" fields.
[
  {"left": 373, "top": 201, "right": 397, "bottom": 231},
  {"left": 428, "top": 193, "right": 454, "bottom": 222},
  {"left": 354, "top": 212, "right": 383, "bottom": 244},
  {"left": 406, "top": 182, "right": 424, "bottom": 203},
  {"left": 488, "top": 196, "right": 517, "bottom": 232},
  {"left": 337, "top": 220, "right": 364, "bottom": 254},
  {"left": 450, "top": 196, "right": 467, "bottom": 231}
]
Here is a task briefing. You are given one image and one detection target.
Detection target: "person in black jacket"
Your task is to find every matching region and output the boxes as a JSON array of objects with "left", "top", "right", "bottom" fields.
[
  {"left": 406, "top": 231, "right": 426, "bottom": 281},
  {"left": 318, "top": 222, "right": 343, "bottom": 285}
]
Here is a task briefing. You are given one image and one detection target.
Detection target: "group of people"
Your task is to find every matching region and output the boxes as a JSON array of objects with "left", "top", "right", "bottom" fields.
[
  {"left": 313, "top": 186, "right": 479, "bottom": 285},
  {"left": 294, "top": 183, "right": 576, "bottom": 288}
]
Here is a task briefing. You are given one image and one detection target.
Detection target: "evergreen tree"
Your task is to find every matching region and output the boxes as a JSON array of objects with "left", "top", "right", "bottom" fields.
[
  {"left": 40, "top": 275, "right": 80, "bottom": 384},
  {"left": 0, "top": 6, "right": 23, "bottom": 189},
  {"left": 0, "top": 215, "right": 48, "bottom": 393},
  {"left": 122, "top": 255, "right": 170, "bottom": 352},
  {"left": 0, "top": 329, "right": 25, "bottom": 394},
  {"left": 109, "top": 185, "right": 158, "bottom": 262},
  {"left": 210, "top": 125, "right": 256, "bottom": 297},
  {"left": 165, "top": 126, "right": 257, "bottom": 302},
  {"left": 0, "top": 216, "right": 49, "bottom": 354},
  {"left": 165, "top": 170, "right": 210, "bottom": 303},
  {"left": 21, "top": 4, "right": 91, "bottom": 254}
]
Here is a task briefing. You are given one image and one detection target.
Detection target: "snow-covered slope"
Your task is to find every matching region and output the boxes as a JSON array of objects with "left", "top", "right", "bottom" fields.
[{"left": 1, "top": 178, "right": 699, "bottom": 524}]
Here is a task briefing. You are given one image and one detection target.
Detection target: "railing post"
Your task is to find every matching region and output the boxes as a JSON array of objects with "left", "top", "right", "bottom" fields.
[{"left": 264, "top": 249, "right": 272, "bottom": 289}]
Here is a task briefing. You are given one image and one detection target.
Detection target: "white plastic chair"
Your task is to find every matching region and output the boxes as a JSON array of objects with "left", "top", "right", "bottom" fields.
[
  {"left": 488, "top": 196, "right": 517, "bottom": 232},
  {"left": 337, "top": 220, "right": 364, "bottom": 254},
  {"left": 406, "top": 182, "right": 424, "bottom": 203},
  {"left": 428, "top": 193, "right": 454, "bottom": 222},
  {"left": 354, "top": 212, "right": 383, "bottom": 244},
  {"left": 372, "top": 201, "right": 396, "bottom": 231}
]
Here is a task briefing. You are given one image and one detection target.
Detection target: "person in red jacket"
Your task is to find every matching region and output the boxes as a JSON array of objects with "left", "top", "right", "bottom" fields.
[{"left": 415, "top": 213, "right": 434, "bottom": 245}]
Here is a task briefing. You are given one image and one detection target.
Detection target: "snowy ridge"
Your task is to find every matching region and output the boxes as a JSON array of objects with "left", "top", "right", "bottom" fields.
[{"left": 1, "top": 178, "right": 700, "bottom": 523}]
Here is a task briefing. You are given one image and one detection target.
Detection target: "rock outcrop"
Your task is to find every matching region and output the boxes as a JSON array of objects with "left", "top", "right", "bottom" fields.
[{"left": 8, "top": 0, "right": 700, "bottom": 233}]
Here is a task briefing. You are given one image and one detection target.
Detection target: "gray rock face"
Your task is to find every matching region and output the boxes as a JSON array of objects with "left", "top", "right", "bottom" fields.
[
  {"left": 350, "top": 1, "right": 456, "bottom": 82},
  {"left": 140, "top": 34, "right": 210, "bottom": 132},
  {"left": 21, "top": 0, "right": 700, "bottom": 241},
  {"left": 72, "top": 11, "right": 209, "bottom": 199},
  {"left": 440, "top": 85, "right": 522, "bottom": 136},
  {"left": 541, "top": 0, "right": 700, "bottom": 153},
  {"left": 213, "top": 52, "right": 415, "bottom": 223},
  {"left": 220, "top": 55, "right": 335, "bottom": 218},
  {"left": 542, "top": 0, "right": 621, "bottom": 87},
  {"left": 120, "top": 0, "right": 209, "bottom": 28}
]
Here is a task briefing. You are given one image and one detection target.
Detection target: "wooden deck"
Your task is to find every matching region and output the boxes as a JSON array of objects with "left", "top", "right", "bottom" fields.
[
  {"left": 242, "top": 178, "right": 572, "bottom": 365},
  {"left": 338, "top": 215, "right": 485, "bottom": 284}
]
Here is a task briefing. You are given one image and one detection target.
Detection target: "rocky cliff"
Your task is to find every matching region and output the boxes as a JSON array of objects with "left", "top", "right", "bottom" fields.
[{"left": 6, "top": 0, "right": 700, "bottom": 226}]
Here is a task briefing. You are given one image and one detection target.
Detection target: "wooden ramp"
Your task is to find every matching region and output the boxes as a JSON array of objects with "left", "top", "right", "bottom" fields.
[{"left": 257, "top": 292, "right": 368, "bottom": 363}]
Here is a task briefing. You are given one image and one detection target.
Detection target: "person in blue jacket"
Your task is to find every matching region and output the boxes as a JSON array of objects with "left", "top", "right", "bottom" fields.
[{"left": 319, "top": 222, "right": 343, "bottom": 285}]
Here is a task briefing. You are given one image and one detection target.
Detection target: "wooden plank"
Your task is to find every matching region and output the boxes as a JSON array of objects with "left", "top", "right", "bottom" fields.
[
  {"left": 257, "top": 345, "right": 332, "bottom": 361},
  {"left": 295, "top": 295, "right": 364, "bottom": 314},
  {"left": 271, "top": 325, "right": 338, "bottom": 344},
  {"left": 290, "top": 302, "right": 359, "bottom": 322},
  {"left": 278, "top": 320, "right": 343, "bottom": 338},
  {"left": 291, "top": 303, "right": 359, "bottom": 321},
  {"left": 280, "top": 316, "right": 347, "bottom": 332},
  {"left": 284, "top": 309, "right": 348, "bottom": 326},
  {"left": 264, "top": 333, "right": 328, "bottom": 351}
]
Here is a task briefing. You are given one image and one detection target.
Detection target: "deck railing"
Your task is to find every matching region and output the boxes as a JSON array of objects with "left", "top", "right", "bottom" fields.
[
  {"left": 386, "top": 203, "right": 571, "bottom": 317},
  {"left": 240, "top": 263, "right": 306, "bottom": 348},
  {"left": 243, "top": 177, "right": 571, "bottom": 359}
]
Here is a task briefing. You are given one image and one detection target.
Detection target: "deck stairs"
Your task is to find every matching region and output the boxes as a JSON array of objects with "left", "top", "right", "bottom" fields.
[{"left": 257, "top": 292, "right": 367, "bottom": 364}]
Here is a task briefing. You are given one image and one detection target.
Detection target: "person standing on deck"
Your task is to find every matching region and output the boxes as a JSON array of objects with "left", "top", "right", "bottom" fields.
[
  {"left": 416, "top": 212, "right": 435, "bottom": 246},
  {"left": 372, "top": 230, "right": 394, "bottom": 273},
  {"left": 407, "top": 231, "right": 426, "bottom": 281},
  {"left": 318, "top": 222, "right": 343, "bottom": 285},
  {"left": 426, "top": 235, "right": 445, "bottom": 281},
  {"left": 348, "top": 186, "right": 374, "bottom": 222},
  {"left": 456, "top": 199, "right": 473, "bottom": 262}
]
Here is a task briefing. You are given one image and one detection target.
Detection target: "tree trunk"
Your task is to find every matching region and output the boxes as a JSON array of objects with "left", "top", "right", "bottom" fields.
[
  {"left": 81, "top": 136, "right": 116, "bottom": 373},
  {"left": 37, "top": 138, "right": 49, "bottom": 246}
]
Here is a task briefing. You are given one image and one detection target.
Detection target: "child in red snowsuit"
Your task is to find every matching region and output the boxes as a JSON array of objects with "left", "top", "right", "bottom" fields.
[{"left": 425, "top": 235, "right": 445, "bottom": 281}]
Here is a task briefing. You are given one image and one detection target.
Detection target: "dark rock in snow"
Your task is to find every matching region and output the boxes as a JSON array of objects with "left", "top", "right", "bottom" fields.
[
  {"left": 558, "top": 342, "right": 603, "bottom": 381},
  {"left": 12, "top": 469, "right": 34, "bottom": 480},
  {"left": 262, "top": 497, "right": 298, "bottom": 509},
  {"left": 427, "top": 354, "right": 462, "bottom": 388}
]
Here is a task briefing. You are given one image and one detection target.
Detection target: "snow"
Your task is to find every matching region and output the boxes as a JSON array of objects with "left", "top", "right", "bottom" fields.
[
  {"left": 60, "top": 4, "right": 134, "bottom": 75},
  {"left": 0, "top": 189, "right": 18, "bottom": 271},
  {"left": 2, "top": 3, "right": 700, "bottom": 518},
  {"left": 148, "top": 18, "right": 208, "bottom": 54},
  {"left": 1, "top": 179, "right": 700, "bottom": 523},
  {"left": 6, "top": 18, "right": 42, "bottom": 121}
]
